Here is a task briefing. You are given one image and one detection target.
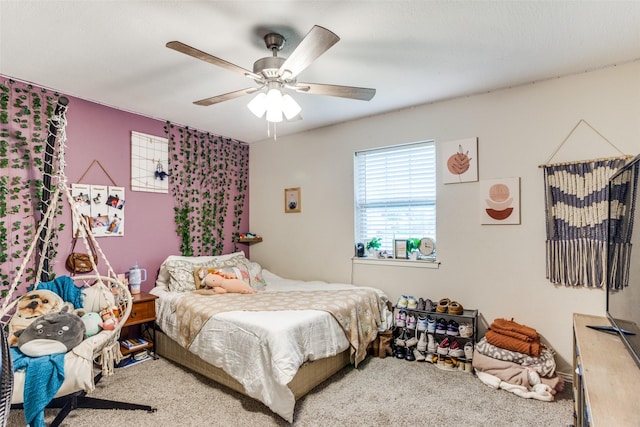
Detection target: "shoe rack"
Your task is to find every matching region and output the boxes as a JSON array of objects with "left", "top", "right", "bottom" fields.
[{"left": 393, "top": 301, "right": 478, "bottom": 373}]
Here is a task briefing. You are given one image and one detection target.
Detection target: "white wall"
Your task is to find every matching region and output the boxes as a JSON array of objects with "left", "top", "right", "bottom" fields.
[{"left": 249, "top": 60, "right": 640, "bottom": 374}]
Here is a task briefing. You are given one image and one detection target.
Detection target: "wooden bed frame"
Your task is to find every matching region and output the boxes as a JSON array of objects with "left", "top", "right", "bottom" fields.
[{"left": 155, "top": 329, "right": 351, "bottom": 400}]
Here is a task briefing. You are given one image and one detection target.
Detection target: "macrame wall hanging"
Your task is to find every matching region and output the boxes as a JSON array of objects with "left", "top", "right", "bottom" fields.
[{"left": 541, "top": 119, "right": 632, "bottom": 287}]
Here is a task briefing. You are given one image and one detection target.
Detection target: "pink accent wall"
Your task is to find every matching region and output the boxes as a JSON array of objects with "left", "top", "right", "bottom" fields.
[{"left": 4, "top": 77, "right": 250, "bottom": 293}]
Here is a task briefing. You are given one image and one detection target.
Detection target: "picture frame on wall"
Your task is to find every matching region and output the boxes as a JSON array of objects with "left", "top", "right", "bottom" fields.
[
  {"left": 394, "top": 239, "right": 408, "bottom": 259},
  {"left": 284, "top": 187, "right": 302, "bottom": 213}
]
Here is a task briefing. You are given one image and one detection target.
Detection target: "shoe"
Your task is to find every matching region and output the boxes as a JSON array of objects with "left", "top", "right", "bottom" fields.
[
  {"left": 459, "top": 323, "right": 474, "bottom": 338},
  {"left": 427, "top": 333, "right": 437, "bottom": 353},
  {"left": 444, "top": 358, "right": 454, "bottom": 370},
  {"left": 435, "top": 318, "right": 447, "bottom": 334},
  {"left": 425, "top": 352, "right": 436, "bottom": 363},
  {"left": 437, "top": 337, "right": 450, "bottom": 355},
  {"left": 396, "top": 295, "right": 408, "bottom": 309},
  {"left": 404, "top": 346, "right": 416, "bottom": 361},
  {"left": 395, "top": 310, "right": 406, "bottom": 327},
  {"left": 417, "top": 298, "right": 426, "bottom": 311},
  {"left": 464, "top": 342, "right": 474, "bottom": 359},
  {"left": 449, "top": 340, "right": 464, "bottom": 357},
  {"left": 426, "top": 316, "right": 436, "bottom": 333},
  {"left": 405, "top": 331, "right": 419, "bottom": 348},
  {"left": 407, "top": 296, "right": 418, "bottom": 310},
  {"left": 436, "top": 298, "right": 450, "bottom": 313},
  {"left": 405, "top": 313, "right": 416, "bottom": 330},
  {"left": 413, "top": 348, "right": 426, "bottom": 362},
  {"left": 464, "top": 361, "right": 473, "bottom": 373},
  {"left": 446, "top": 319, "right": 459, "bottom": 336},
  {"left": 394, "top": 329, "right": 407, "bottom": 347},
  {"left": 417, "top": 332, "right": 428, "bottom": 352},
  {"left": 394, "top": 345, "right": 406, "bottom": 359},
  {"left": 448, "top": 301, "right": 464, "bottom": 315},
  {"left": 417, "top": 314, "right": 429, "bottom": 331},
  {"left": 424, "top": 299, "right": 436, "bottom": 312}
]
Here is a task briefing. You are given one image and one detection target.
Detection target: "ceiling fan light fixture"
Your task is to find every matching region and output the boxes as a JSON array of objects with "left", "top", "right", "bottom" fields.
[
  {"left": 265, "top": 84, "right": 284, "bottom": 123},
  {"left": 282, "top": 94, "right": 301, "bottom": 120},
  {"left": 247, "top": 92, "right": 267, "bottom": 118}
]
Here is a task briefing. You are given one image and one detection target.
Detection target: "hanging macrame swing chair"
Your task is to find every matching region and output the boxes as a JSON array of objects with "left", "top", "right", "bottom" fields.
[{"left": 0, "top": 97, "right": 155, "bottom": 427}]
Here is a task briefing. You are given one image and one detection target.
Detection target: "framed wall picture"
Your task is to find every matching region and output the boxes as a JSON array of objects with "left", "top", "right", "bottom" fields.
[
  {"left": 394, "top": 239, "right": 408, "bottom": 259},
  {"left": 442, "top": 137, "right": 478, "bottom": 184},
  {"left": 480, "top": 177, "right": 521, "bottom": 225},
  {"left": 284, "top": 187, "right": 301, "bottom": 213}
]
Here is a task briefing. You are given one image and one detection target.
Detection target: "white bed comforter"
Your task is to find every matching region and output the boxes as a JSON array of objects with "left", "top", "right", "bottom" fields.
[{"left": 150, "top": 270, "right": 391, "bottom": 422}]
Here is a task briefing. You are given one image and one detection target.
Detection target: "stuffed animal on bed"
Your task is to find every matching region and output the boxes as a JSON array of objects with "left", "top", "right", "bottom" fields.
[
  {"left": 15, "top": 306, "right": 86, "bottom": 357},
  {"left": 195, "top": 269, "right": 256, "bottom": 294},
  {"left": 8, "top": 289, "right": 69, "bottom": 346}
]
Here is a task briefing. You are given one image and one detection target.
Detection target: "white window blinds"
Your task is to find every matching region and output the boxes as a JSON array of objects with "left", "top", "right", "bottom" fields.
[{"left": 354, "top": 141, "right": 436, "bottom": 253}]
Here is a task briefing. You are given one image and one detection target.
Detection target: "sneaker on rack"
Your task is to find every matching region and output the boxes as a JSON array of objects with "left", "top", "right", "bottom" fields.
[
  {"left": 405, "top": 313, "right": 416, "bottom": 330},
  {"left": 405, "top": 331, "right": 419, "bottom": 348},
  {"left": 427, "top": 333, "right": 437, "bottom": 353},
  {"left": 394, "top": 328, "right": 407, "bottom": 347},
  {"left": 417, "top": 332, "right": 428, "bottom": 352},
  {"left": 446, "top": 319, "right": 459, "bottom": 336},
  {"left": 426, "top": 316, "right": 436, "bottom": 334},
  {"left": 435, "top": 318, "right": 447, "bottom": 335},
  {"left": 407, "top": 296, "right": 418, "bottom": 310},
  {"left": 395, "top": 310, "right": 406, "bottom": 327},
  {"left": 448, "top": 340, "right": 465, "bottom": 358},
  {"left": 413, "top": 348, "right": 426, "bottom": 362},
  {"left": 459, "top": 322, "right": 474, "bottom": 338},
  {"left": 437, "top": 337, "right": 450, "bottom": 355},
  {"left": 425, "top": 299, "right": 436, "bottom": 312},
  {"left": 417, "top": 298, "right": 426, "bottom": 311},
  {"left": 396, "top": 295, "right": 408, "bottom": 309},
  {"left": 417, "top": 314, "right": 429, "bottom": 331},
  {"left": 464, "top": 342, "right": 474, "bottom": 360},
  {"left": 404, "top": 346, "right": 416, "bottom": 361}
]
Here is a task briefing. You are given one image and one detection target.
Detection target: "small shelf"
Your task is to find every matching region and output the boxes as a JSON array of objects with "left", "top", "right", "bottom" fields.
[{"left": 234, "top": 237, "right": 263, "bottom": 244}]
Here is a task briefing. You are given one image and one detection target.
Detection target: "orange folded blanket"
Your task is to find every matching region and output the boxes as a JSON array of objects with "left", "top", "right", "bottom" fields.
[
  {"left": 485, "top": 330, "right": 541, "bottom": 357},
  {"left": 489, "top": 325, "right": 536, "bottom": 343},
  {"left": 490, "top": 318, "right": 539, "bottom": 340}
]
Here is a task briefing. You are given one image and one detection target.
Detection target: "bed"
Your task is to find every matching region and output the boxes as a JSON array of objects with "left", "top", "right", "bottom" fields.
[{"left": 150, "top": 252, "right": 392, "bottom": 422}]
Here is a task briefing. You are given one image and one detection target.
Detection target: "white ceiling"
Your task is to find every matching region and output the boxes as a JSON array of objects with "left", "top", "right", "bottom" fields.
[{"left": 1, "top": 1, "right": 639, "bottom": 143}]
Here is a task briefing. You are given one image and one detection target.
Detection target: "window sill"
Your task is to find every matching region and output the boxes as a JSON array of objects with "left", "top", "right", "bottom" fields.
[{"left": 352, "top": 257, "right": 440, "bottom": 269}]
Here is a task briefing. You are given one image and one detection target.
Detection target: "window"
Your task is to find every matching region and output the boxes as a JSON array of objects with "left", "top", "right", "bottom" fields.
[{"left": 354, "top": 141, "right": 436, "bottom": 256}]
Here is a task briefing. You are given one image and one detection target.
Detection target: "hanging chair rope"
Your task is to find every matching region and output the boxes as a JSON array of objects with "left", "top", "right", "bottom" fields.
[{"left": 0, "top": 99, "right": 132, "bottom": 377}]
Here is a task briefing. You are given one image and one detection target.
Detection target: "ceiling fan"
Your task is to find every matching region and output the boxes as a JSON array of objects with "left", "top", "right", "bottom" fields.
[{"left": 166, "top": 25, "right": 376, "bottom": 122}]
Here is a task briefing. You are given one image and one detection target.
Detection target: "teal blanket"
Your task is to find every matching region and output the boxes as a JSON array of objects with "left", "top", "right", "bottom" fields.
[{"left": 10, "top": 347, "right": 65, "bottom": 427}]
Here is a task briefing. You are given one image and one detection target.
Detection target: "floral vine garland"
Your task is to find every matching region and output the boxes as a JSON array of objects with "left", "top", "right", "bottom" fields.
[
  {"left": 0, "top": 78, "right": 63, "bottom": 295},
  {"left": 164, "top": 122, "right": 248, "bottom": 256}
]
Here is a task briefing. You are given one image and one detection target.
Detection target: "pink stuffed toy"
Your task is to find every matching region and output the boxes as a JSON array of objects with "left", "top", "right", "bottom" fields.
[
  {"left": 99, "top": 307, "right": 119, "bottom": 330},
  {"left": 201, "top": 271, "right": 256, "bottom": 294}
]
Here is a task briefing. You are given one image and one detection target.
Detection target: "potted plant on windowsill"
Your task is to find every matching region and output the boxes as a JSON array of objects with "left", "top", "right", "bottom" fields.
[
  {"left": 366, "top": 237, "right": 382, "bottom": 257},
  {"left": 407, "top": 238, "right": 421, "bottom": 260}
]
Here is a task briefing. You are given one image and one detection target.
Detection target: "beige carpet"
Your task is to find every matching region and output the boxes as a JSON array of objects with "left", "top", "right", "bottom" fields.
[{"left": 8, "top": 355, "right": 573, "bottom": 426}]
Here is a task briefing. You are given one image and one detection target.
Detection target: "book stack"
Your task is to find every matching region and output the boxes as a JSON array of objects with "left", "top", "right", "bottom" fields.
[
  {"left": 116, "top": 350, "right": 151, "bottom": 369},
  {"left": 120, "top": 337, "right": 148, "bottom": 351}
]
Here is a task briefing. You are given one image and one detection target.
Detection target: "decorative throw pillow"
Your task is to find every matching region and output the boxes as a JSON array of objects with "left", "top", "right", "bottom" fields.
[{"left": 247, "top": 262, "right": 268, "bottom": 290}]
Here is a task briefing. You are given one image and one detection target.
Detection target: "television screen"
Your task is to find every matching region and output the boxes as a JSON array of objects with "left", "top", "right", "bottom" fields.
[{"left": 606, "top": 154, "right": 640, "bottom": 368}]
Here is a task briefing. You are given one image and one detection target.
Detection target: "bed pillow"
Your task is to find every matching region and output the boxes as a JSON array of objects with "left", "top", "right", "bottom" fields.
[
  {"left": 164, "top": 252, "right": 250, "bottom": 292},
  {"left": 193, "top": 266, "right": 249, "bottom": 289}
]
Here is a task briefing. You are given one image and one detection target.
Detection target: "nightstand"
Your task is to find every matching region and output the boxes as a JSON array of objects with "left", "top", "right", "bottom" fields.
[{"left": 120, "top": 292, "right": 158, "bottom": 359}]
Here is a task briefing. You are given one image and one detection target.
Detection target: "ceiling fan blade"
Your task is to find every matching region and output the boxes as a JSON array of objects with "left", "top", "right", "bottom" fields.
[
  {"left": 294, "top": 82, "right": 376, "bottom": 101},
  {"left": 278, "top": 26, "right": 340, "bottom": 79},
  {"left": 166, "top": 41, "right": 263, "bottom": 82},
  {"left": 193, "top": 87, "right": 260, "bottom": 106}
]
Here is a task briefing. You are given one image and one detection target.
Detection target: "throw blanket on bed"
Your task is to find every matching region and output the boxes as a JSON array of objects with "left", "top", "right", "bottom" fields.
[
  {"left": 10, "top": 347, "right": 65, "bottom": 427},
  {"left": 175, "top": 289, "right": 382, "bottom": 367}
]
